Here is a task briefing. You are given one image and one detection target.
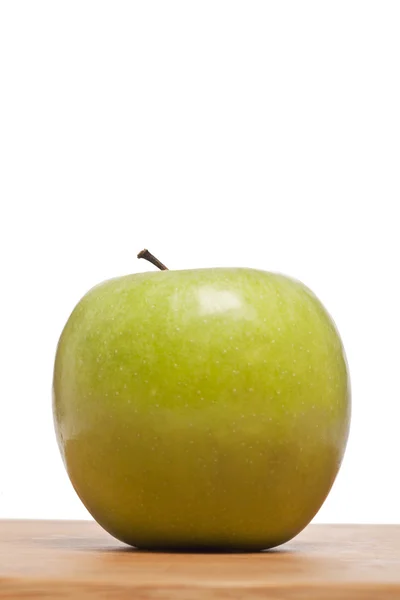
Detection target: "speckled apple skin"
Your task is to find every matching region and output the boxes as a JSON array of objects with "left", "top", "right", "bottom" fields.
[{"left": 53, "top": 268, "right": 350, "bottom": 550}]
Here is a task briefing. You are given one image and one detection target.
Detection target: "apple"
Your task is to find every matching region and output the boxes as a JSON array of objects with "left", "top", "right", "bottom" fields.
[{"left": 53, "top": 250, "right": 350, "bottom": 550}]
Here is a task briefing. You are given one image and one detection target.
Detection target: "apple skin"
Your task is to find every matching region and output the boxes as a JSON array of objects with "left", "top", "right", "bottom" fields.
[{"left": 53, "top": 268, "right": 350, "bottom": 550}]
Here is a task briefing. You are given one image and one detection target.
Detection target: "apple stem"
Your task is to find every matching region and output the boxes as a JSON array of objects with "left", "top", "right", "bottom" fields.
[{"left": 137, "top": 249, "right": 169, "bottom": 271}]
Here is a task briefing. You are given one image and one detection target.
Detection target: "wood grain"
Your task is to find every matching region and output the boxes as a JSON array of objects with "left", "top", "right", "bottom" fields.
[{"left": 0, "top": 521, "right": 399, "bottom": 599}]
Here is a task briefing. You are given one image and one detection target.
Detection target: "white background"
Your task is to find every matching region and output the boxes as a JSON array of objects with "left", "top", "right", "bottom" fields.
[{"left": 1, "top": 1, "right": 399, "bottom": 524}]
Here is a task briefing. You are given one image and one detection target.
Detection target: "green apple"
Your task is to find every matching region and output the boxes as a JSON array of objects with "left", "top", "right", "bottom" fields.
[{"left": 53, "top": 251, "right": 350, "bottom": 550}]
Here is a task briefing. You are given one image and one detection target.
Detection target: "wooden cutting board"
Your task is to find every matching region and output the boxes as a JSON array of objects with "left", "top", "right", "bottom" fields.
[{"left": 0, "top": 520, "right": 399, "bottom": 598}]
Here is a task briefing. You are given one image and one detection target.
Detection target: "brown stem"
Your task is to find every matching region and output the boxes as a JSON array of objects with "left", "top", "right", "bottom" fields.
[{"left": 137, "top": 249, "right": 168, "bottom": 271}]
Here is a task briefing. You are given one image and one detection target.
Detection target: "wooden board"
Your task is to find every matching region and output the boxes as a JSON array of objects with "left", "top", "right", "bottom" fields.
[{"left": 0, "top": 520, "right": 399, "bottom": 598}]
